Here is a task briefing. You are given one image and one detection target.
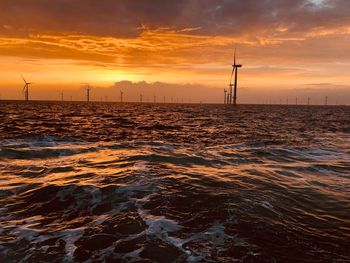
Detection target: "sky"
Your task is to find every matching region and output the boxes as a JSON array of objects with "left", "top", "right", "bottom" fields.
[{"left": 0, "top": 0, "right": 350, "bottom": 104}]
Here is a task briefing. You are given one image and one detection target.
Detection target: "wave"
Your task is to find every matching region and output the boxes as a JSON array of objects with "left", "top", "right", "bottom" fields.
[{"left": 0, "top": 135, "right": 349, "bottom": 262}]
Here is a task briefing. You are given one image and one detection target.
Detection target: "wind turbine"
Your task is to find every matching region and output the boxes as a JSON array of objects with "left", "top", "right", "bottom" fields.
[
  {"left": 232, "top": 48, "right": 242, "bottom": 105},
  {"left": 120, "top": 90, "right": 124, "bottom": 103},
  {"left": 21, "top": 75, "right": 32, "bottom": 101},
  {"left": 82, "top": 84, "right": 91, "bottom": 102}
]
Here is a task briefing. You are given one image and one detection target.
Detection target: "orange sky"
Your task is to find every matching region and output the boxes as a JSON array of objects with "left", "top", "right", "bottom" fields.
[{"left": 0, "top": 0, "right": 350, "bottom": 103}]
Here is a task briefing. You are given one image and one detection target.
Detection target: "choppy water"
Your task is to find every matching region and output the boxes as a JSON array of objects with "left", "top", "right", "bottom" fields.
[{"left": 0, "top": 101, "right": 349, "bottom": 262}]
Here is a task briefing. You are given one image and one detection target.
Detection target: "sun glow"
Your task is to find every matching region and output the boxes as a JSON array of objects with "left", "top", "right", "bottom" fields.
[{"left": 0, "top": 0, "right": 350, "bottom": 103}]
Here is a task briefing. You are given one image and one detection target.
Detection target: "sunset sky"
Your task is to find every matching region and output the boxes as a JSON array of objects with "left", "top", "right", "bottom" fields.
[{"left": 0, "top": 0, "right": 350, "bottom": 103}]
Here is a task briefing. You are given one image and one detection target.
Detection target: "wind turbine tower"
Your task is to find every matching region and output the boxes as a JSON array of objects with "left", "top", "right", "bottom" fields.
[
  {"left": 224, "top": 89, "right": 227, "bottom": 104},
  {"left": 86, "top": 85, "right": 91, "bottom": 102},
  {"left": 21, "top": 75, "right": 31, "bottom": 101}
]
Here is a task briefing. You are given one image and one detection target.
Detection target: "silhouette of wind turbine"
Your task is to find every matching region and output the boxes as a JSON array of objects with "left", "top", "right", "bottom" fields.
[
  {"left": 80, "top": 83, "right": 92, "bottom": 102},
  {"left": 228, "top": 48, "right": 242, "bottom": 105},
  {"left": 120, "top": 90, "right": 124, "bottom": 103},
  {"left": 21, "top": 75, "right": 32, "bottom": 101},
  {"left": 81, "top": 83, "right": 91, "bottom": 102},
  {"left": 232, "top": 48, "right": 242, "bottom": 105}
]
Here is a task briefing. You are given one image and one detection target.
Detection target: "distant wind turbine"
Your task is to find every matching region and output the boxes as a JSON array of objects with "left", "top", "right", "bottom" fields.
[
  {"left": 82, "top": 84, "right": 91, "bottom": 102},
  {"left": 120, "top": 90, "right": 124, "bottom": 103},
  {"left": 20, "top": 75, "right": 32, "bottom": 101}
]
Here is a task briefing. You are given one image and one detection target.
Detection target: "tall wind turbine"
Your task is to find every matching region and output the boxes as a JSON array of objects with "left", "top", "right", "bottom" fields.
[
  {"left": 228, "top": 48, "right": 242, "bottom": 105},
  {"left": 232, "top": 48, "right": 242, "bottom": 105},
  {"left": 21, "top": 75, "right": 31, "bottom": 101}
]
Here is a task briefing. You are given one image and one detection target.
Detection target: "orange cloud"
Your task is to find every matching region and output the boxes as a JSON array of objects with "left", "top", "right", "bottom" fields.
[{"left": 0, "top": 0, "right": 350, "bottom": 102}]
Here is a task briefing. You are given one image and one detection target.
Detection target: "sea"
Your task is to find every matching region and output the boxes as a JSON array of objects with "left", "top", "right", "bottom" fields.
[{"left": 0, "top": 101, "right": 349, "bottom": 262}]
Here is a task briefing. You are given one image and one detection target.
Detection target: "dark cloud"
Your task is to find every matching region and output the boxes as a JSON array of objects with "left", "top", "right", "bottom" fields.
[{"left": 0, "top": 0, "right": 349, "bottom": 37}]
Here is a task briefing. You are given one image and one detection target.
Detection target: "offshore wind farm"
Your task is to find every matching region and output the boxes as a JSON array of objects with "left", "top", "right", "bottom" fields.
[
  {"left": 12, "top": 60, "right": 341, "bottom": 106},
  {"left": 10, "top": 48, "right": 344, "bottom": 106},
  {"left": 0, "top": 1, "right": 350, "bottom": 263}
]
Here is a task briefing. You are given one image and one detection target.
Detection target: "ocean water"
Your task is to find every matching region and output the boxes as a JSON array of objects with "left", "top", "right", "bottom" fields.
[{"left": 0, "top": 101, "right": 349, "bottom": 262}]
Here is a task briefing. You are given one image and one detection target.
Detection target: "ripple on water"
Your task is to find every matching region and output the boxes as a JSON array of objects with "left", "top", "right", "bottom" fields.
[{"left": 0, "top": 103, "right": 350, "bottom": 262}]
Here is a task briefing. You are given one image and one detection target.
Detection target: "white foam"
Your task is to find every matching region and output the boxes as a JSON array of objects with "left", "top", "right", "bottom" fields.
[
  {"left": 139, "top": 209, "right": 182, "bottom": 234},
  {"left": 61, "top": 227, "right": 86, "bottom": 263}
]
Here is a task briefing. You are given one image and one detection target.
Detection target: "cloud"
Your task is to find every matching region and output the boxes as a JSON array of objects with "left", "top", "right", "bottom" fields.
[
  {"left": 108, "top": 80, "right": 220, "bottom": 103},
  {"left": 0, "top": 0, "right": 349, "bottom": 102},
  {"left": 1, "top": 0, "right": 350, "bottom": 38},
  {"left": 1, "top": 0, "right": 350, "bottom": 67}
]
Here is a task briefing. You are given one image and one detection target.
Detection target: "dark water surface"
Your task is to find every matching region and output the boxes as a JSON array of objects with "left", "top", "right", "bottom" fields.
[{"left": 0, "top": 101, "right": 349, "bottom": 262}]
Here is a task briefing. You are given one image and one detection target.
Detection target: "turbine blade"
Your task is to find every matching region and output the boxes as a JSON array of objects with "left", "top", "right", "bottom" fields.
[
  {"left": 229, "top": 68, "right": 235, "bottom": 85},
  {"left": 20, "top": 74, "right": 27, "bottom": 84},
  {"left": 234, "top": 47, "right": 236, "bottom": 66}
]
